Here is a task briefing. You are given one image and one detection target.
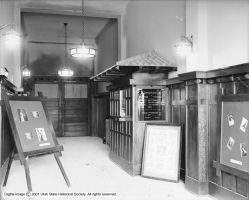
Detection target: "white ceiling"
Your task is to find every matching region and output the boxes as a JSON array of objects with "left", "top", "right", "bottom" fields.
[{"left": 21, "top": 0, "right": 130, "bottom": 44}]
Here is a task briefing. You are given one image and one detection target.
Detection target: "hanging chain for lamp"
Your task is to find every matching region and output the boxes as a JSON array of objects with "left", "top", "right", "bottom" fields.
[
  {"left": 64, "top": 23, "right": 68, "bottom": 66},
  {"left": 58, "top": 23, "right": 73, "bottom": 76},
  {"left": 69, "top": 0, "right": 96, "bottom": 58},
  {"left": 81, "top": 0, "right": 85, "bottom": 45}
]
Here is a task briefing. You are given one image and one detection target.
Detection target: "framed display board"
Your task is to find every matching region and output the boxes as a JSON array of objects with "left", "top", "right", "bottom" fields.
[
  {"left": 3, "top": 95, "right": 70, "bottom": 192},
  {"left": 137, "top": 88, "right": 166, "bottom": 121},
  {"left": 220, "top": 95, "right": 249, "bottom": 173},
  {"left": 142, "top": 123, "right": 181, "bottom": 182},
  {"left": 9, "top": 100, "right": 56, "bottom": 153}
]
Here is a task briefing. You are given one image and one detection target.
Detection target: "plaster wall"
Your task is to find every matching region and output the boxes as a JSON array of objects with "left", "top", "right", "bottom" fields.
[
  {"left": 0, "top": 0, "right": 21, "bottom": 87},
  {"left": 186, "top": 0, "right": 249, "bottom": 71},
  {"left": 208, "top": 0, "right": 249, "bottom": 69},
  {"left": 96, "top": 20, "right": 118, "bottom": 93},
  {"left": 125, "top": 0, "right": 186, "bottom": 77}
]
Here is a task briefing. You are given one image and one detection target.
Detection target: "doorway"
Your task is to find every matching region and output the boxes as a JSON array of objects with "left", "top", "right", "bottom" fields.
[{"left": 24, "top": 77, "right": 89, "bottom": 137}]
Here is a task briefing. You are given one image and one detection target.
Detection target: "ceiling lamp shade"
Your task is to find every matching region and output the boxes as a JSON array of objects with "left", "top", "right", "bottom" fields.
[
  {"left": 22, "top": 68, "right": 31, "bottom": 77},
  {"left": 70, "top": 46, "right": 95, "bottom": 58},
  {"left": 58, "top": 68, "right": 74, "bottom": 77},
  {"left": 70, "top": 0, "right": 96, "bottom": 58},
  {"left": 58, "top": 23, "right": 74, "bottom": 77}
]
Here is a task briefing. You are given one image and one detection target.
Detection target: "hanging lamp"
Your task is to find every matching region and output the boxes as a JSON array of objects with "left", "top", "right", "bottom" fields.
[
  {"left": 58, "top": 23, "right": 74, "bottom": 77},
  {"left": 70, "top": 0, "right": 96, "bottom": 58},
  {"left": 22, "top": 67, "right": 31, "bottom": 77}
]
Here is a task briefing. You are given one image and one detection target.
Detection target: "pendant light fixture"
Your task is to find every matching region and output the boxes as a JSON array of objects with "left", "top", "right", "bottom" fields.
[
  {"left": 58, "top": 23, "right": 74, "bottom": 77},
  {"left": 70, "top": 0, "right": 96, "bottom": 58}
]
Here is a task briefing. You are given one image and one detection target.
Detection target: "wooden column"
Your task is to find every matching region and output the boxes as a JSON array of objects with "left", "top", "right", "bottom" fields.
[
  {"left": 180, "top": 73, "right": 209, "bottom": 195},
  {"left": 58, "top": 81, "right": 65, "bottom": 137}
]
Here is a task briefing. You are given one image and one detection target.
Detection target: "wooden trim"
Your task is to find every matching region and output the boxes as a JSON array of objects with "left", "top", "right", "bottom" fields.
[
  {"left": 221, "top": 94, "right": 249, "bottom": 102},
  {"left": 207, "top": 63, "right": 249, "bottom": 79},
  {"left": 179, "top": 71, "right": 207, "bottom": 81},
  {"left": 209, "top": 181, "right": 248, "bottom": 200},
  {"left": 213, "top": 161, "right": 249, "bottom": 181},
  {"left": 23, "top": 145, "right": 63, "bottom": 158},
  {"left": 165, "top": 77, "right": 183, "bottom": 86},
  {"left": 129, "top": 79, "right": 167, "bottom": 86},
  {"left": 185, "top": 175, "right": 209, "bottom": 195}
]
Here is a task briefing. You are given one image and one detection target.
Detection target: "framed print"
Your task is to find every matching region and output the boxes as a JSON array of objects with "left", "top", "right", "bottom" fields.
[{"left": 142, "top": 123, "right": 181, "bottom": 182}]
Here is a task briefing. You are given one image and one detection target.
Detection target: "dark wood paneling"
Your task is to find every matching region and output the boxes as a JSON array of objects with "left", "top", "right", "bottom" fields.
[
  {"left": 168, "top": 84, "right": 186, "bottom": 180},
  {"left": 236, "top": 178, "right": 248, "bottom": 197},
  {"left": 186, "top": 84, "right": 199, "bottom": 180},
  {"left": 207, "top": 77, "right": 249, "bottom": 198},
  {"left": 187, "top": 104, "right": 198, "bottom": 180},
  {"left": 64, "top": 98, "right": 89, "bottom": 136},
  {"left": 43, "top": 99, "right": 59, "bottom": 136}
]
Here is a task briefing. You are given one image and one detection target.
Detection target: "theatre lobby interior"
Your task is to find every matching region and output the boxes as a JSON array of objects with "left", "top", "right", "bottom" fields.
[{"left": 2, "top": 0, "right": 249, "bottom": 199}]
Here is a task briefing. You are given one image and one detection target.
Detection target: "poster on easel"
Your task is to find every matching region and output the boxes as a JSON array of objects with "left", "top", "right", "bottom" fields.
[
  {"left": 3, "top": 95, "right": 70, "bottom": 192},
  {"left": 142, "top": 124, "right": 181, "bottom": 182},
  {"left": 9, "top": 100, "right": 56, "bottom": 152},
  {"left": 220, "top": 95, "right": 249, "bottom": 173}
]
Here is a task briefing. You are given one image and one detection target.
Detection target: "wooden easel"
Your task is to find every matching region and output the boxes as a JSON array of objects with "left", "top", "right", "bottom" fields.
[{"left": 2, "top": 94, "right": 70, "bottom": 192}]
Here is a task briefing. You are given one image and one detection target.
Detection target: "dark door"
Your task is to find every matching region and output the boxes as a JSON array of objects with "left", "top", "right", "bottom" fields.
[{"left": 34, "top": 81, "right": 89, "bottom": 137}]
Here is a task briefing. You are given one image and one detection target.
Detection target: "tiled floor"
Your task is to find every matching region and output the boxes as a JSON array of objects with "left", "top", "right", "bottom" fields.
[{"left": 2, "top": 137, "right": 217, "bottom": 200}]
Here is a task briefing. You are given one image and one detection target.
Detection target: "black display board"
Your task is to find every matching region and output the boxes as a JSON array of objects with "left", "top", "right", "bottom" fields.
[
  {"left": 220, "top": 95, "right": 249, "bottom": 173},
  {"left": 137, "top": 89, "right": 166, "bottom": 121},
  {"left": 3, "top": 95, "right": 70, "bottom": 192}
]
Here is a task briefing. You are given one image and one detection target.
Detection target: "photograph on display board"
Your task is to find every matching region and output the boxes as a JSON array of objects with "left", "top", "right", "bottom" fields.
[
  {"left": 25, "top": 132, "right": 33, "bottom": 140},
  {"left": 17, "top": 109, "right": 28, "bottom": 122},
  {"left": 240, "top": 117, "right": 248, "bottom": 133},
  {"left": 240, "top": 143, "right": 247, "bottom": 157},
  {"left": 227, "top": 114, "right": 234, "bottom": 126},
  {"left": 35, "top": 128, "right": 48, "bottom": 142},
  {"left": 31, "top": 111, "right": 39, "bottom": 118},
  {"left": 226, "top": 137, "right": 235, "bottom": 151}
]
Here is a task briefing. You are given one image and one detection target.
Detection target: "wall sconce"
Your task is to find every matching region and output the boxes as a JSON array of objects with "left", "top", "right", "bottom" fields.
[
  {"left": 175, "top": 35, "right": 193, "bottom": 56},
  {"left": 0, "top": 23, "right": 21, "bottom": 49}
]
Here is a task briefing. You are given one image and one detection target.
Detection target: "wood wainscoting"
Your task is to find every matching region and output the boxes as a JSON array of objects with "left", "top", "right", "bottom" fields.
[
  {"left": 23, "top": 76, "right": 90, "bottom": 137},
  {"left": 93, "top": 93, "right": 110, "bottom": 139},
  {"left": 165, "top": 64, "right": 249, "bottom": 199}
]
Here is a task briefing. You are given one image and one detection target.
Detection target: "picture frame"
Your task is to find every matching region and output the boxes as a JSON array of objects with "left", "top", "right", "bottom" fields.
[{"left": 141, "top": 123, "right": 181, "bottom": 182}]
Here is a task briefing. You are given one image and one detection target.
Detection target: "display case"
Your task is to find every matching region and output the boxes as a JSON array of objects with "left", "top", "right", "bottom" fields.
[
  {"left": 109, "top": 83, "right": 167, "bottom": 175},
  {"left": 90, "top": 51, "right": 176, "bottom": 175}
]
